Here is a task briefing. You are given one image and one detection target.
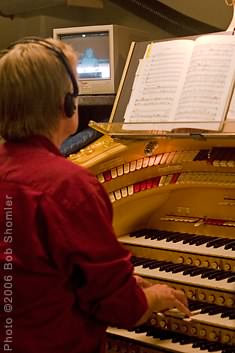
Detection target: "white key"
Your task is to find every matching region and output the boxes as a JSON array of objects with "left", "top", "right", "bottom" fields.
[
  {"left": 154, "top": 154, "right": 162, "bottom": 165},
  {"left": 166, "top": 151, "right": 176, "bottom": 164},
  {"left": 114, "top": 190, "right": 122, "bottom": 200},
  {"left": 109, "top": 192, "right": 115, "bottom": 203},
  {"left": 117, "top": 165, "right": 124, "bottom": 176},
  {"left": 177, "top": 151, "right": 190, "bottom": 163},
  {"left": 123, "top": 163, "right": 130, "bottom": 174},
  {"left": 186, "top": 312, "right": 235, "bottom": 330},
  {"left": 143, "top": 157, "right": 150, "bottom": 168},
  {"left": 136, "top": 158, "right": 143, "bottom": 170},
  {"left": 119, "top": 235, "right": 235, "bottom": 260},
  {"left": 149, "top": 155, "right": 156, "bottom": 167},
  {"left": 159, "top": 175, "right": 168, "bottom": 186},
  {"left": 121, "top": 187, "right": 128, "bottom": 198},
  {"left": 111, "top": 168, "right": 117, "bottom": 179},
  {"left": 97, "top": 173, "right": 105, "bottom": 183},
  {"left": 130, "top": 160, "right": 137, "bottom": 172},
  {"left": 171, "top": 151, "right": 181, "bottom": 164},
  {"left": 183, "top": 150, "right": 199, "bottom": 162},
  {"left": 164, "top": 174, "right": 173, "bottom": 185},
  {"left": 106, "top": 327, "right": 222, "bottom": 353},
  {"left": 127, "top": 185, "right": 134, "bottom": 196},
  {"left": 134, "top": 264, "right": 235, "bottom": 293},
  {"left": 160, "top": 152, "right": 170, "bottom": 164}
]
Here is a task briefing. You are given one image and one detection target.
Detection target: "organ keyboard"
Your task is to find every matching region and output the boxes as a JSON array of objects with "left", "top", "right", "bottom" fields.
[{"left": 69, "top": 134, "right": 235, "bottom": 352}]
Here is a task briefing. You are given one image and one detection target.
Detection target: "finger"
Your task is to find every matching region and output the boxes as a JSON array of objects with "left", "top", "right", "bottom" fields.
[
  {"left": 174, "top": 289, "right": 188, "bottom": 307},
  {"left": 174, "top": 299, "right": 191, "bottom": 317}
]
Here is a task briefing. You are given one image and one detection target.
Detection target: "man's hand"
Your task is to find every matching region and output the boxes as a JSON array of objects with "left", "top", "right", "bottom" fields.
[
  {"left": 134, "top": 275, "right": 152, "bottom": 288},
  {"left": 135, "top": 283, "right": 191, "bottom": 326},
  {"left": 148, "top": 284, "right": 191, "bottom": 317}
]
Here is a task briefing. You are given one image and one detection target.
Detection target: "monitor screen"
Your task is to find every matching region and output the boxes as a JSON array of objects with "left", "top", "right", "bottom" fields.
[{"left": 58, "top": 31, "right": 110, "bottom": 81}]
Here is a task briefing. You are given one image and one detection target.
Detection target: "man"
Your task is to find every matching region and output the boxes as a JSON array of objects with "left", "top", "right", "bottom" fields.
[{"left": 0, "top": 38, "right": 190, "bottom": 353}]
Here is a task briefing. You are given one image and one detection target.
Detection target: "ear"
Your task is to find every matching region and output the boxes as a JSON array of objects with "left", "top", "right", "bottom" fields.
[{"left": 59, "top": 98, "right": 68, "bottom": 120}]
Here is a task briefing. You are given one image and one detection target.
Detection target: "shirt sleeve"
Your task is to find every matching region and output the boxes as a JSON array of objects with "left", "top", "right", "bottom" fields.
[{"left": 40, "top": 171, "right": 147, "bottom": 329}]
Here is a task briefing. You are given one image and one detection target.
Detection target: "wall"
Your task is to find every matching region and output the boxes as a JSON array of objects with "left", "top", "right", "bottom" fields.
[
  {"left": 0, "top": 0, "right": 233, "bottom": 50},
  {"left": 159, "top": 0, "right": 232, "bottom": 29},
  {"left": 0, "top": 0, "right": 170, "bottom": 50}
]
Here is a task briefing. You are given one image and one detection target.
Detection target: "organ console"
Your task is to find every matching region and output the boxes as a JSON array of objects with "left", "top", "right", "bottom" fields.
[
  {"left": 70, "top": 133, "right": 235, "bottom": 353},
  {"left": 68, "top": 29, "right": 235, "bottom": 353}
]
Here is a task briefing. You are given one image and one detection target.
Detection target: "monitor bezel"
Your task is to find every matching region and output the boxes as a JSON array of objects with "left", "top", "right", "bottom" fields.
[{"left": 53, "top": 25, "right": 115, "bottom": 95}]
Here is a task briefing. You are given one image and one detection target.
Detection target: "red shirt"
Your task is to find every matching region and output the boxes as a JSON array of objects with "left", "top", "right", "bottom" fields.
[{"left": 0, "top": 136, "right": 147, "bottom": 353}]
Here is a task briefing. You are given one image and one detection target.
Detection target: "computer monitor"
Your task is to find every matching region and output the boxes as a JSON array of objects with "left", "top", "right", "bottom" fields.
[{"left": 53, "top": 24, "right": 150, "bottom": 95}]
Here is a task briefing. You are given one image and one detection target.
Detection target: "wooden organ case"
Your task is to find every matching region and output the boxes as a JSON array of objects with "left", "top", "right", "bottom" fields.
[{"left": 69, "top": 35, "right": 235, "bottom": 353}]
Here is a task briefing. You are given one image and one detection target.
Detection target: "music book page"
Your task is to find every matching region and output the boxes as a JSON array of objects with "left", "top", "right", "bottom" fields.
[
  {"left": 226, "top": 88, "right": 235, "bottom": 120},
  {"left": 123, "top": 35, "right": 235, "bottom": 131}
]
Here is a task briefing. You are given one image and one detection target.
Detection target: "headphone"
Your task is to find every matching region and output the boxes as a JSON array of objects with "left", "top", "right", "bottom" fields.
[{"left": 6, "top": 36, "right": 79, "bottom": 118}]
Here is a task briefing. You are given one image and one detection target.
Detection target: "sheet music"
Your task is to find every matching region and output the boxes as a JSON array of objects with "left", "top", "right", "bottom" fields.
[
  {"left": 175, "top": 35, "right": 235, "bottom": 130},
  {"left": 124, "top": 40, "right": 193, "bottom": 129},
  {"left": 227, "top": 89, "right": 235, "bottom": 120},
  {"left": 123, "top": 35, "right": 235, "bottom": 131}
]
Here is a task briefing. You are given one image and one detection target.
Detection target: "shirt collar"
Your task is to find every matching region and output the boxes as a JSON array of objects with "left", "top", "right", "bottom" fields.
[{"left": 7, "top": 135, "right": 62, "bottom": 156}]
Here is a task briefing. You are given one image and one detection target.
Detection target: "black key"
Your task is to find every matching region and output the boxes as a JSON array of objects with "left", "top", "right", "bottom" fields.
[
  {"left": 151, "top": 231, "right": 171, "bottom": 240},
  {"left": 134, "top": 231, "right": 147, "bottom": 238},
  {"left": 134, "top": 325, "right": 149, "bottom": 333},
  {"left": 158, "top": 262, "right": 174, "bottom": 271},
  {"left": 205, "top": 237, "right": 221, "bottom": 247},
  {"left": 189, "top": 301, "right": 206, "bottom": 311},
  {"left": 149, "top": 261, "right": 166, "bottom": 269},
  {"left": 172, "top": 234, "right": 188, "bottom": 243},
  {"left": 130, "top": 230, "right": 146, "bottom": 238},
  {"left": 131, "top": 257, "right": 147, "bottom": 266},
  {"left": 200, "top": 305, "right": 216, "bottom": 314},
  {"left": 200, "top": 269, "right": 217, "bottom": 278},
  {"left": 144, "top": 230, "right": 161, "bottom": 239},
  {"left": 166, "top": 233, "right": 181, "bottom": 242},
  {"left": 222, "top": 347, "right": 235, "bottom": 353},
  {"left": 227, "top": 276, "right": 235, "bottom": 283},
  {"left": 182, "top": 235, "right": 199, "bottom": 244},
  {"left": 163, "top": 264, "right": 181, "bottom": 272},
  {"left": 228, "top": 312, "right": 235, "bottom": 319},
  {"left": 140, "top": 259, "right": 156, "bottom": 266},
  {"left": 221, "top": 309, "right": 234, "bottom": 318},
  {"left": 208, "top": 343, "right": 223, "bottom": 352},
  {"left": 192, "top": 340, "right": 206, "bottom": 348},
  {"left": 212, "top": 238, "right": 232, "bottom": 248},
  {"left": 145, "top": 260, "right": 167, "bottom": 268},
  {"left": 207, "top": 306, "right": 224, "bottom": 315},
  {"left": 188, "top": 235, "right": 206, "bottom": 245},
  {"left": 207, "top": 270, "right": 224, "bottom": 279},
  {"left": 224, "top": 240, "right": 235, "bottom": 249},
  {"left": 172, "top": 265, "right": 187, "bottom": 273},
  {"left": 186, "top": 267, "right": 206, "bottom": 277},
  {"left": 179, "top": 336, "right": 195, "bottom": 345},
  {"left": 159, "top": 331, "right": 174, "bottom": 340},
  {"left": 199, "top": 341, "right": 212, "bottom": 350},
  {"left": 171, "top": 333, "right": 184, "bottom": 343},
  {"left": 215, "top": 272, "right": 233, "bottom": 281},
  {"left": 194, "top": 237, "right": 216, "bottom": 246},
  {"left": 182, "top": 266, "right": 199, "bottom": 276},
  {"left": 142, "top": 260, "right": 160, "bottom": 268}
]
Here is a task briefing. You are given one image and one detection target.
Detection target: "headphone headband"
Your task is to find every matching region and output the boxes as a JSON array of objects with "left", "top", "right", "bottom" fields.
[
  {"left": 7, "top": 36, "right": 79, "bottom": 97},
  {"left": 5, "top": 36, "right": 79, "bottom": 118}
]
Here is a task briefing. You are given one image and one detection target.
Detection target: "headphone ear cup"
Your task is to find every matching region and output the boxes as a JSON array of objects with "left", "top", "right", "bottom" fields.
[{"left": 64, "top": 93, "right": 76, "bottom": 118}]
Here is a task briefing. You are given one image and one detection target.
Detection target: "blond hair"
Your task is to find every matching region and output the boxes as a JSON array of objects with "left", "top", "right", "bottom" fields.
[{"left": 0, "top": 38, "right": 77, "bottom": 141}]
